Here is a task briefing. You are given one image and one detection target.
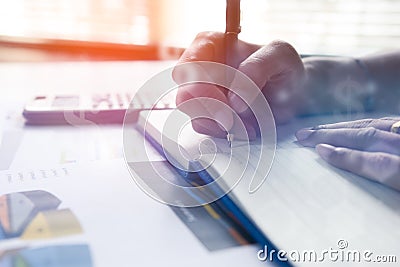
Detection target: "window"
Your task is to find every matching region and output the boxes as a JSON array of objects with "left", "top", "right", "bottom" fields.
[{"left": 0, "top": 0, "right": 399, "bottom": 56}]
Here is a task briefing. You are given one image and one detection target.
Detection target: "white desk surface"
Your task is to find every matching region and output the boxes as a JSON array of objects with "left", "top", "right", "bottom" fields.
[{"left": 0, "top": 60, "right": 272, "bottom": 267}]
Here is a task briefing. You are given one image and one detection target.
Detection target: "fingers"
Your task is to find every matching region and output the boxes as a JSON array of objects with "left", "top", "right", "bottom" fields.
[
  {"left": 296, "top": 127, "right": 400, "bottom": 155},
  {"left": 176, "top": 32, "right": 226, "bottom": 64},
  {"left": 174, "top": 57, "right": 234, "bottom": 132},
  {"left": 173, "top": 33, "right": 305, "bottom": 137},
  {"left": 313, "top": 118, "right": 400, "bottom": 132},
  {"left": 191, "top": 118, "right": 227, "bottom": 139},
  {"left": 316, "top": 144, "right": 400, "bottom": 191},
  {"left": 228, "top": 40, "right": 305, "bottom": 114},
  {"left": 172, "top": 32, "right": 261, "bottom": 137},
  {"left": 176, "top": 84, "right": 234, "bottom": 132},
  {"left": 298, "top": 116, "right": 400, "bottom": 191},
  {"left": 174, "top": 31, "right": 260, "bottom": 67},
  {"left": 192, "top": 116, "right": 257, "bottom": 140}
]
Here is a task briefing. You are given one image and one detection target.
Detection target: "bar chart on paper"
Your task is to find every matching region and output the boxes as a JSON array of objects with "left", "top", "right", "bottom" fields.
[
  {"left": 0, "top": 126, "right": 124, "bottom": 171},
  {"left": 0, "top": 190, "right": 94, "bottom": 267}
]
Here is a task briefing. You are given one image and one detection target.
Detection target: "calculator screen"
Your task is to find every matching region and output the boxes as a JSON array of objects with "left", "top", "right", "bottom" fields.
[{"left": 52, "top": 96, "right": 79, "bottom": 107}]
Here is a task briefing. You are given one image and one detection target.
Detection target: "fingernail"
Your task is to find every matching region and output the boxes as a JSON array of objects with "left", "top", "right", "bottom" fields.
[
  {"left": 316, "top": 144, "right": 335, "bottom": 161},
  {"left": 295, "top": 129, "right": 314, "bottom": 141},
  {"left": 311, "top": 125, "right": 324, "bottom": 130},
  {"left": 228, "top": 93, "right": 248, "bottom": 114},
  {"left": 172, "top": 64, "right": 187, "bottom": 83},
  {"left": 192, "top": 118, "right": 225, "bottom": 137},
  {"left": 214, "top": 110, "right": 233, "bottom": 132}
]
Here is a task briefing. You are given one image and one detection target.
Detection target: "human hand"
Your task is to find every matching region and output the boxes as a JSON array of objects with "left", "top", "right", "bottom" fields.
[
  {"left": 173, "top": 32, "right": 305, "bottom": 139},
  {"left": 295, "top": 117, "right": 400, "bottom": 191}
]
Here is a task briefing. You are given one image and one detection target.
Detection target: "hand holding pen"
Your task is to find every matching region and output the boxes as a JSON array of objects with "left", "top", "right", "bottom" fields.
[
  {"left": 171, "top": 2, "right": 400, "bottom": 192},
  {"left": 172, "top": 1, "right": 306, "bottom": 140}
]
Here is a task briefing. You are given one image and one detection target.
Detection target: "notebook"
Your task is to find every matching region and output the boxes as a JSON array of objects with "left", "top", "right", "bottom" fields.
[{"left": 136, "top": 109, "right": 400, "bottom": 266}]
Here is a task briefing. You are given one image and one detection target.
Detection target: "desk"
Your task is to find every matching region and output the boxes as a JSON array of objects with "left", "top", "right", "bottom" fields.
[
  {"left": 0, "top": 60, "right": 269, "bottom": 267},
  {"left": 0, "top": 60, "right": 175, "bottom": 169}
]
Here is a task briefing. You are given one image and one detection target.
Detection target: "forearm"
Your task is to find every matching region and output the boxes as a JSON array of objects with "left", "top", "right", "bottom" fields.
[
  {"left": 298, "top": 56, "right": 367, "bottom": 115},
  {"left": 359, "top": 51, "right": 400, "bottom": 111},
  {"left": 298, "top": 52, "right": 400, "bottom": 116}
]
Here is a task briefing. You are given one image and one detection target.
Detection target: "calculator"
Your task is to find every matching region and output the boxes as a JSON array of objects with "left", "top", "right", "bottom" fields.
[{"left": 23, "top": 92, "right": 176, "bottom": 125}]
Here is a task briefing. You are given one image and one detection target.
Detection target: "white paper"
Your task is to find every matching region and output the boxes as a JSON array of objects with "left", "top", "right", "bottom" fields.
[
  {"left": 0, "top": 159, "right": 269, "bottom": 267},
  {"left": 140, "top": 110, "right": 400, "bottom": 266},
  {"left": 231, "top": 115, "right": 400, "bottom": 266}
]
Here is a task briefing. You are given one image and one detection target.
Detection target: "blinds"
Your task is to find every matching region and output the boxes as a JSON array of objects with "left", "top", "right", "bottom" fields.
[
  {"left": 239, "top": 0, "right": 400, "bottom": 55},
  {"left": 0, "top": 0, "right": 399, "bottom": 56},
  {"left": 0, "top": 0, "right": 150, "bottom": 44}
]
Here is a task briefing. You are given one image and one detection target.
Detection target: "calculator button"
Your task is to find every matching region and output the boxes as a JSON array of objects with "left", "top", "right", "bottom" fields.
[
  {"left": 92, "top": 94, "right": 113, "bottom": 109},
  {"left": 115, "top": 93, "right": 124, "bottom": 108}
]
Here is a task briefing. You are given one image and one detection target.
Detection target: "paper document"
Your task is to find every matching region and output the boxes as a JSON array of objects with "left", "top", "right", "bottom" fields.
[
  {"left": 137, "top": 109, "right": 274, "bottom": 197},
  {"left": 0, "top": 159, "right": 268, "bottom": 267},
  {"left": 139, "top": 110, "right": 400, "bottom": 266},
  {"left": 230, "top": 114, "right": 400, "bottom": 266}
]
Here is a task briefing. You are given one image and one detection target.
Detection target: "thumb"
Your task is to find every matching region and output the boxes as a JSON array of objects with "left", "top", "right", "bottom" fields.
[{"left": 228, "top": 40, "right": 304, "bottom": 114}]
